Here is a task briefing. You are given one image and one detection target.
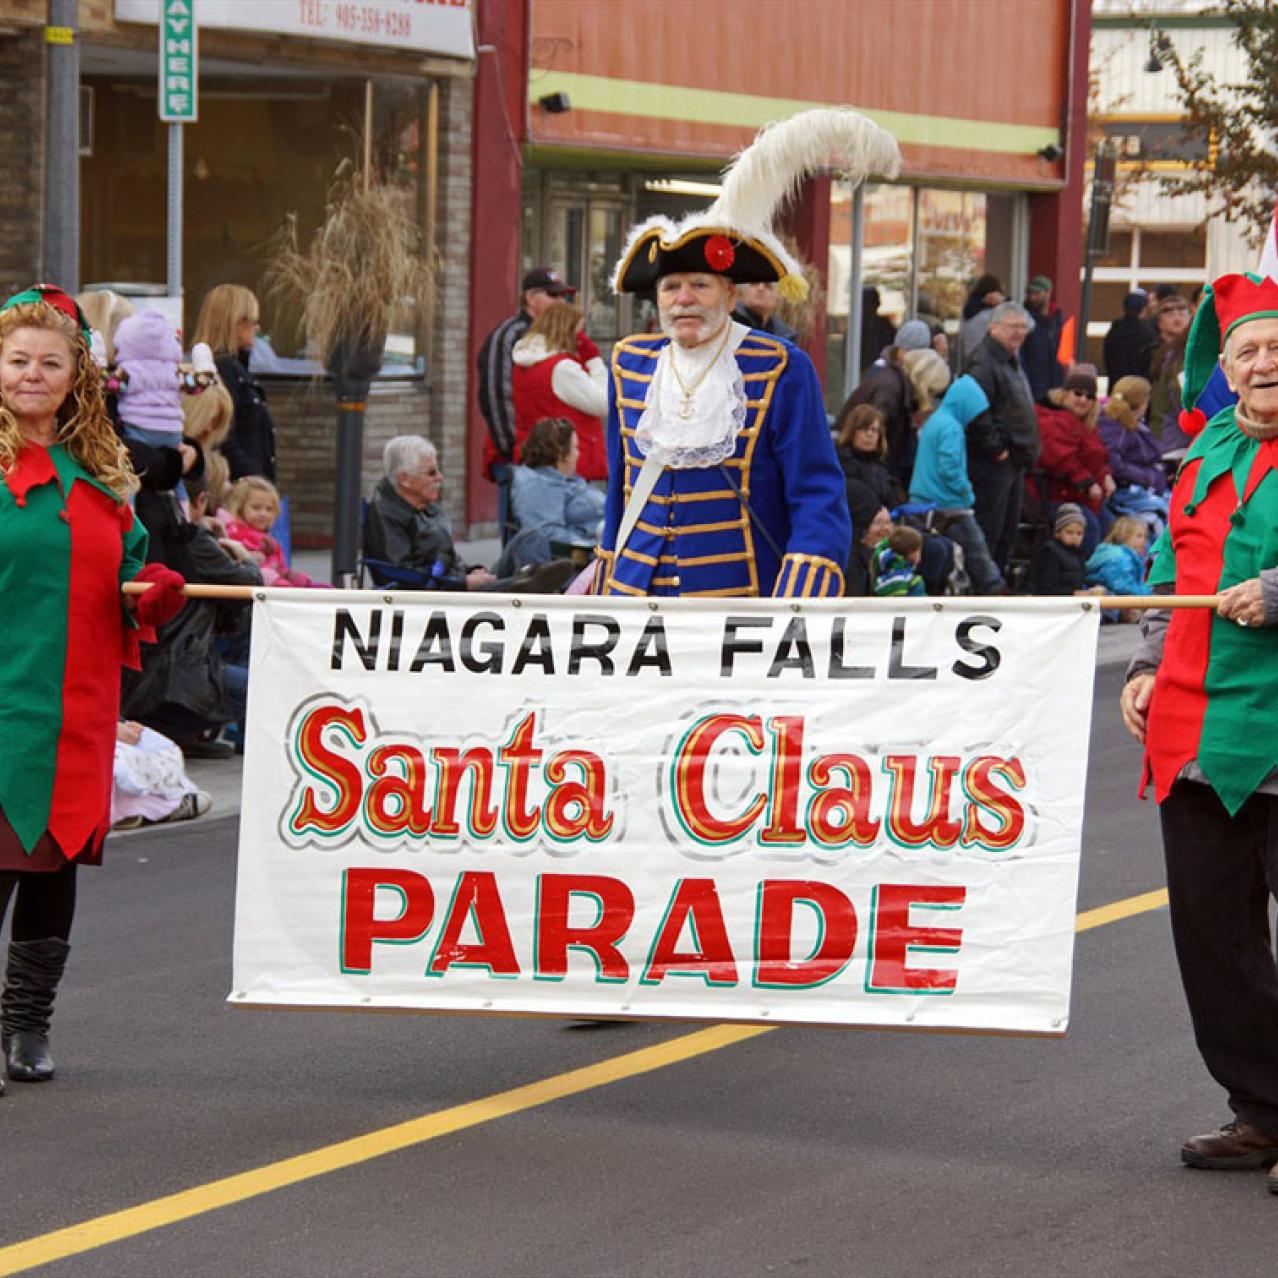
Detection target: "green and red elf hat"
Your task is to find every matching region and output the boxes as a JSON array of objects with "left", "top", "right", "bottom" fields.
[
  {"left": 0, "top": 283, "right": 93, "bottom": 343},
  {"left": 1179, "top": 272, "right": 1278, "bottom": 435}
]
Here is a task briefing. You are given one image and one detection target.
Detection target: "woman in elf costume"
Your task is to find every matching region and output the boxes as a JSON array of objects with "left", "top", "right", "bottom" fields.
[
  {"left": 0, "top": 285, "right": 185, "bottom": 1097},
  {"left": 1121, "top": 273, "right": 1278, "bottom": 1190}
]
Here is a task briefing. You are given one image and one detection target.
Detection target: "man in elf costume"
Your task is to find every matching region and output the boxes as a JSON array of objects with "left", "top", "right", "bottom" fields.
[
  {"left": 1121, "top": 273, "right": 1278, "bottom": 1191},
  {"left": 594, "top": 109, "right": 899, "bottom": 598}
]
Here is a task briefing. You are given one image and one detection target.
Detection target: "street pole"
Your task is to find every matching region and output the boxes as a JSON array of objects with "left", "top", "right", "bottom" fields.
[
  {"left": 43, "top": 0, "right": 80, "bottom": 291},
  {"left": 167, "top": 124, "right": 183, "bottom": 303},
  {"left": 844, "top": 182, "right": 865, "bottom": 397},
  {"left": 158, "top": 0, "right": 197, "bottom": 327},
  {"left": 1078, "top": 141, "right": 1115, "bottom": 357},
  {"left": 330, "top": 373, "right": 368, "bottom": 589}
]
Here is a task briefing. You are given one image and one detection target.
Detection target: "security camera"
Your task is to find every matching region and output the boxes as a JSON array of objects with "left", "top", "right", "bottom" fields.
[{"left": 537, "top": 92, "right": 571, "bottom": 114}]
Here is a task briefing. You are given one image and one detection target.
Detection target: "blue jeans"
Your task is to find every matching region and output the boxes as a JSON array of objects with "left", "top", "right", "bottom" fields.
[
  {"left": 941, "top": 512, "right": 1004, "bottom": 594},
  {"left": 223, "top": 663, "right": 248, "bottom": 740}
]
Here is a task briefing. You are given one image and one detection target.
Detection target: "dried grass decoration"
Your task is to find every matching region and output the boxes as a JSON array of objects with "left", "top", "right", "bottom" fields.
[{"left": 266, "top": 160, "right": 436, "bottom": 377}]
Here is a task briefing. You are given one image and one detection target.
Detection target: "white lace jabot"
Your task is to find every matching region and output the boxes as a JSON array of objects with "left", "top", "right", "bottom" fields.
[{"left": 635, "top": 321, "right": 750, "bottom": 469}]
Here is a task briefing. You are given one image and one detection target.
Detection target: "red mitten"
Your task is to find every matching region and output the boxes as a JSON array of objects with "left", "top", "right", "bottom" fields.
[
  {"left": 575, "top": 330, "right": 600, "bottom": 364},
  {"left": 132, "top": 562, "right": 187, "bottom": 629}
]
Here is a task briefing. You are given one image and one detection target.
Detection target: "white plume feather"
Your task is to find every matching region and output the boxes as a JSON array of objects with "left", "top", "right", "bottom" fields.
[{"left": 710, "top": 108, "right": 901, "bottom": 235}]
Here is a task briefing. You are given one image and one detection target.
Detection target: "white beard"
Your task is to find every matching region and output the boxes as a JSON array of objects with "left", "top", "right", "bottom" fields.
[{"left": 658, "top": 300, "right": 731, "bottom": 348}]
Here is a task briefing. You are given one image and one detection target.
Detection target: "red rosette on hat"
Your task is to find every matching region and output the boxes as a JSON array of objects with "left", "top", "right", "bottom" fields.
[{"left": 704, "top": 235, "right": 736, "bottom": 273}]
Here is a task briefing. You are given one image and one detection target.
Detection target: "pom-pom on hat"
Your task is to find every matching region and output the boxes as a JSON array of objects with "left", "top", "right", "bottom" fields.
[
  {"left": 612, "top": 107, "right": 900, "bottom": 300},
  {"left": 1, "top": 283, "right": 91, "bottom": 342},
  {"left": 1182, "top": 272, "right": 1278, "bottom": 421}
]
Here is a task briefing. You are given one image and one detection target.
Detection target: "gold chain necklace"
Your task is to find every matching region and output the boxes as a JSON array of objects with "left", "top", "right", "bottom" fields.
[{"left": 667, "top": 322, "right": 733, "bottom": 420}]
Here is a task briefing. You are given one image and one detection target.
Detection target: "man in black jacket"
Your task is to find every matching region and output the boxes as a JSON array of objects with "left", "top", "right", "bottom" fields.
[
  {"left": 1103, "top": 290, "right": 1156, "bottom": 384},
  {"left": 964, "top": 301, "right": 1040, "bottom": 573},
  {"left": 365, "top": 436, "right": 495, "bottom": 590},
  {"left": 364, "top": 436, "right": 574, "bottom": 592},
  {"left": 732, "top": 280, "right": 799, "bottom": 343},
  {"left": 476, "top": 267, "right": 574, "bottom": 469}
]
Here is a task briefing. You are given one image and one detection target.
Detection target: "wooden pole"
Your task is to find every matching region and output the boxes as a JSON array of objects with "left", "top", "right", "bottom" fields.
[{"left": 121, "top": 584, "right": 1229, "bottom": 609}]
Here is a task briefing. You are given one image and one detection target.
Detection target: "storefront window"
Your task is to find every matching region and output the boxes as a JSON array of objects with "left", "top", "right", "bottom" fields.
[
  {"left": 826, "top": 181, "right": 914, "bottom": 412},
  {"left": 915, "top": 188, "right": 987, "bottom": 339},
  {"left": 80, "top": 74, "right": 434, "bottom": 372}
]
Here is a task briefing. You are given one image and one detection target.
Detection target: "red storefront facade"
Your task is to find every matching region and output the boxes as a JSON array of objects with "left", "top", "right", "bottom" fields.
[{"left": 465, "top": 0, "right": 1090, "bottom": 528}]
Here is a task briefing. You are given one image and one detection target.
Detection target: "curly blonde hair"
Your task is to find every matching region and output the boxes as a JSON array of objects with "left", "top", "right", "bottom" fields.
[{"left": 0, "top": 302, "right": 137, "bottom": 498}]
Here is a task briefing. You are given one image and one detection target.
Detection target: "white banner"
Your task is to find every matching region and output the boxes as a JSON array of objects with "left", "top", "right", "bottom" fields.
[
  {"left": 232, "top": 594, "right": 1100, "bottom": 1035},
  {"left": 116, "top": 0, "right": 474, "bottom": 61}
]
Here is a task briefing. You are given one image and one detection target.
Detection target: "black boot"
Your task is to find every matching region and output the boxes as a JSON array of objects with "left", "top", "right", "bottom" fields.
[{"left": 2, "top": 938, "right": 70, "bottom": 1082}]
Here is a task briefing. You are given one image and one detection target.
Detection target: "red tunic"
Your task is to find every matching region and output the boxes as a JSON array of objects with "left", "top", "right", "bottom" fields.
[{"left": 0, "top": 444, "right": 148, "bottom": 870}]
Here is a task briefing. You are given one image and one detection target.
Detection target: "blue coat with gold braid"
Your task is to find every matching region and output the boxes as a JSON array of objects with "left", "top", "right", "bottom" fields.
[{"left": 595, "top": 331, "right": 851, "bottom": 597}]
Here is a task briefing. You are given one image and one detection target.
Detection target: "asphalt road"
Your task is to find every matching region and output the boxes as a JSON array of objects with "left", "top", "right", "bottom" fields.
[{"left": 3, "top": 662, "right": 1276, "bottom": 1277}]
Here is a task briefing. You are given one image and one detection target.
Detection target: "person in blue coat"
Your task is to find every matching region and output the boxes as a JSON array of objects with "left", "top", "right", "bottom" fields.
[
  {"left": 592, "top": 108, "right": 900, "bottom": 598},
  {"left": 908, "top": 374, "right": 1004, "bottom": 594}
]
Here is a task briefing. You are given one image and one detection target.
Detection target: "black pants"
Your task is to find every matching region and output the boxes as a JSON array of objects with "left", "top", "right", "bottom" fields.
[
  {"left": 969, "top": 456, "right": 1023, "bottom": 572},
  {"left": 0, "top": 864, "right": 78, "bottom": 943},
  {"left": 1160, "top": 782, "right": 1278, "bottom": 1136}
]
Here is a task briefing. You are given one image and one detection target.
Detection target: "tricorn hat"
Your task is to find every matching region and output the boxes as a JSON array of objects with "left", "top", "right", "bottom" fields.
[{"left": 612, "top": 108, "right": 900, "bottom": 300}]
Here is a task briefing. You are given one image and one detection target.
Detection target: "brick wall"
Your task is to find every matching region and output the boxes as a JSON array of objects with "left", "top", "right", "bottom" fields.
[
  {"left": 430, "top": 73, "right": 476, "bottom": 535},
  {"left": 0, "top": 30, "right": 45, "bottom": 296},
  {"left": 269, "top": 376, "right": 434, "bottom": 549}
]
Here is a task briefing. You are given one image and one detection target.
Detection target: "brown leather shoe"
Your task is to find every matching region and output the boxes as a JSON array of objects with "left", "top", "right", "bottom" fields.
[{"left": 1181, "top": 1120, "right": 1278, "bottom": 1169}]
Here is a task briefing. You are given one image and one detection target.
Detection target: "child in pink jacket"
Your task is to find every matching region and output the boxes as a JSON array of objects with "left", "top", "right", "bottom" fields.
[{"left": 222, "top": 477, "right": 321, "bottom": 587}]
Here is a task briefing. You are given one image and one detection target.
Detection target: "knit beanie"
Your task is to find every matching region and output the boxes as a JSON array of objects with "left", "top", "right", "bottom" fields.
[
  {"left": 1054, "top": 503, "right": 1086, "bottom": 534},
  {"left": 1063, "top": 364, "right": 1098, "bottom": 397},
  {"left": 894, "top": 319, "right": 931, "bottom": 351}
]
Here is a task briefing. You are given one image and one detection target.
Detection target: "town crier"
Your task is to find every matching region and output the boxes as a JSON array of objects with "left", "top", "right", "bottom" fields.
[{"left": 593, "top": 108, "right": 899, "bottom": 598}]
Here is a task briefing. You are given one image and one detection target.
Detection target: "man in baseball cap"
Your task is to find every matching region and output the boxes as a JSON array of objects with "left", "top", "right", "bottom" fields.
[{"left": 519, "top": 267, "right": 576, "bottom": 298}]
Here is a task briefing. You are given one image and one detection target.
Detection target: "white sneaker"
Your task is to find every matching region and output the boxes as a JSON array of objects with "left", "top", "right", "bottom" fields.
[{"left": 159, "top": 791, "right": 212, "bottom": 823}]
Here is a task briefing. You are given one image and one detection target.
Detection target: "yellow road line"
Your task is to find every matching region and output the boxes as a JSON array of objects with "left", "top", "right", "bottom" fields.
[
  {"left": 0, "top": 1024, "right": 767, "bottom": 1276},
  {"left": 0, "top": 888, "right": 1170, "bottom": 1276},
  {"left": 1076, "top": 888, "right": 1168, "bottom": 933}
]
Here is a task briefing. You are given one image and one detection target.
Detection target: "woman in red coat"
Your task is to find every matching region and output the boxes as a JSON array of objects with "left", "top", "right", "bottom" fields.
[
  {"left": 511, "top": 301, "right": 608, "bottom": 482},
  {"left": 0, "top": 285, "right": 184, "bottom": 1095},
  {"left": 1034, "top": 364, "right": 1115, "bottom": 555}
]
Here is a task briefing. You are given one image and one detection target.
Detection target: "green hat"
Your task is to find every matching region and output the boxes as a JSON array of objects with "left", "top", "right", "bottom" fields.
[
  {"left": 1183, "top": 272, "right": 1278, "bottom": 418},
  {"left": 0, "top": 283, "right": 91, "bottom": 342}
]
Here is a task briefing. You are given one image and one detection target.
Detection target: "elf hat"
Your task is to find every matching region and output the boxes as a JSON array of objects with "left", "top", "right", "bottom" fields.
[
  {"left": 612, "top": 107, "right": 900, "bottom": 300},
  {"left": 0, "top": 283, "right": 92, "bottom": 343},
  {"left": 1183, "top": 272, "right": 1278, "bottom": 419}
]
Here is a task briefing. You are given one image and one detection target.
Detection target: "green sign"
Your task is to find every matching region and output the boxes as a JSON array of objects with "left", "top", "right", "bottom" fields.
[{"left": 159, "top": 0, "right": 197, "bottom": 122}]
